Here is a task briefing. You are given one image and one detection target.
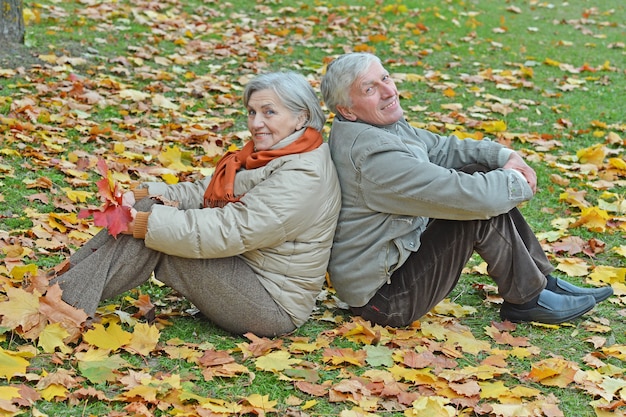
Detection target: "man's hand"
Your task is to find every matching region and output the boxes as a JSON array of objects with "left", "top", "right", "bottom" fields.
[{"left": 503, "top": 152, "right": 537, "bottom": 194}]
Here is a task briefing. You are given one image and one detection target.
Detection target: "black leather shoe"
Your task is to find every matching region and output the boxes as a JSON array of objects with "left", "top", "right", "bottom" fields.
[
  {"left": 500, "top": 290, "right": 595, "bottom": 324},
  {"left": 550, "top": 277, "right": 613, "bottom": 303}
]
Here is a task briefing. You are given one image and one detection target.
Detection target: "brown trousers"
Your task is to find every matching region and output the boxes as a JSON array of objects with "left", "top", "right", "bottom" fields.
[{"left": 352, "top": 165, "right": 553, "bottom": 328}]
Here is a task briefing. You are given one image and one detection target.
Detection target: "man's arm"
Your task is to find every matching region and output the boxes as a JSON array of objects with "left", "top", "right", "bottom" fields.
[{"left": 502, "top": 152, "right": 537, "bottom": 194}]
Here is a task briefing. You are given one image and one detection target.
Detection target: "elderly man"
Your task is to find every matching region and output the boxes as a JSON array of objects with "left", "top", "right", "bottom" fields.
[{"left": 320, "top": 52, "right": 612, "bottom": 327}]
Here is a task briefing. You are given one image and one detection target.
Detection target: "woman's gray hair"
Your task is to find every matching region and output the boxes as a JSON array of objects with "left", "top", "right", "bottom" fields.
[
  {"left": 243, "top": 72, "right": 326, "bottom": 131},
  {"left": 321, "top": 53, "right": 381, "bottom": 116}
]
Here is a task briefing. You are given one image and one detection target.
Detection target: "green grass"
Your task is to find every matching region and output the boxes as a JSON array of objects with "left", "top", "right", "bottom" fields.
[{"left": 1, "top": 0, "right": 625, "bottom": 416}]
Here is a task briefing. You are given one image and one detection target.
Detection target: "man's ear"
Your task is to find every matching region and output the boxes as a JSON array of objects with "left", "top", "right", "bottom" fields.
[{"left": 336, "top": 105, "right": 357, "bottom": 121}]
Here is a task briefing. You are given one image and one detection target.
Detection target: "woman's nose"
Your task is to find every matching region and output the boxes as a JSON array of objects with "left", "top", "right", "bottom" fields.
[{"left": 251, "top": 114, "right": 264, "bottom": 128}]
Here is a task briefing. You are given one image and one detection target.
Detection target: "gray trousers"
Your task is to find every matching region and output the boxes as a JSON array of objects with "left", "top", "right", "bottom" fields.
[{"left": 53, "top": 199, "right": 295, "bottom": 337}]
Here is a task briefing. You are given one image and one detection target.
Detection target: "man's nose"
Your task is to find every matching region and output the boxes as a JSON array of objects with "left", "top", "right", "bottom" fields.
[{"left": 380, "top": 82, "right": 395, "bottom": 97}]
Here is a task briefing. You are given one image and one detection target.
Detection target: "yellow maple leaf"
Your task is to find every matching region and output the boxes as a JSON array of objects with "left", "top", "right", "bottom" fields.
[
  {"left": 445, "top": 328, "right": 492, "bottom": 355},
  {"left": 302, "top": 400, "right": 317, "bottom": 410},
  {"left": 48, "top": 212, "right": 80, "bottom": 232},
  {"left": 8, "top": 263, "right": 38, "bottom": 280},
  {"left": 119, "top": 383, "right": 160, "bottom": 402},
  {"left": 455, "top": 364, "right": 509, "bottom": 380},
  {"left": 555, "top": 257, "right": 590, "bottom": 277},
  {"left": 126, "top": 322, "right": 160, "bottom": 356},
  {"left": 158, "top": 145, "right": 192, "bottom": 172},
  {"left": 39, "top": 383, "right": 68, "bottom": 401},
  {"left": 62, "top": 187, "right": 93, "bottom": 203},
  {"left": 544, "top": 57, "right": 561, "bottom": 66},
  {"left": 389, "top": 365, "right": 437, "bottom": 384},
  {"left": 612, "top": 246, "right": 626, "bottom": 258},
  {"left": 37, "top": 322, "right": 71, "bottom": 354},
  {"left": 0, "top": 285, "right": 42, "bottom": 333},
  {"left": 479, "top": 120, "right": 507, "bottom": 133},
  {"left": 0, "top": 348, "right": 30, "bottom": 380},
  {"left": 420, "top": 320, "right": 447, "bottom": 340},
  {"left": 589, "top": 266, "right": 626, "bottom": 285},
  {"left": 509, "top": 385, "right": 541, "bottom": 398},
  {"left": 255, "top": 350, "right": 300, "bottom": 372},
  {"left": 289, "top": 337, "right": 330, "bottom": 354},
  {"left": 152, "top": 94, "right": 179, "bottom": 110},
  {"left": 0, "top": 385, "right": 21, "bottom": 403},
  {"left": 119, "top": 89, "right": 150, "bottom": 101},
  {"left": 599, "top": 376, "right": 626, "bottom": 401},
  {"left": 245, "top": 393, "right": 278, "bottom": 411},
  {"left": 577, "top": 143, "right": 606, "bottom": 166},
  {"left": 161, "top": 172, "right": 179, "bottom": 184},
  {"left": 528, "top": 357, "right": 579, "bottom": 387},
  {"left": 602, "top": 345, "right": 626, "bottom": 361},
  {"left": 83, "top": 322, "right": 133, "bottom": 351},
  {"left": 4, "top": 244, "right": 33, "bottom": 259},
  {"left": 559, "top": 189, "right": 591, "bottom": 210},
  {"left": 432, "top": 298, "right": 477, "bottom": 317},
  {"left": 342, "top": 320, "right": 381, "bottom": 345},
  {"left": 443, "top": 87, "right": 456, "bottom": 97},
  {"left": 195, "top": 397, "right": 242, "bottom": 414},
  {"left": 405, "top": 396, "right": 455, "bottom": 417},
  {"left": 571, "top": 207, "right": 610, "bottom": 232},
  {"left": 608, "top": 157, "right": 626, "bottom": 171},
  {"left": 227, "top": 143, "right": 241, "bottom": 152},
  {"left": 163, "top": 344, "right": 203, "bottom": 362},
  {"left": 478, "top": 380, "right": 509, "bottom": 399},
  {"left": 452, "top": 131, "right": 484, "bottom": 140}
]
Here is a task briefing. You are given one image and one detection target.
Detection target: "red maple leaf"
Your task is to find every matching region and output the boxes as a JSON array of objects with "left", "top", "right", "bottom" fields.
[{"left": 79, "top": 158, "right": 133, "bottom": 238}]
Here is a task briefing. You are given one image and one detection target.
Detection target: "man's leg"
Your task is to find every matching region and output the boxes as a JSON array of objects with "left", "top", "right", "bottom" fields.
[{"left": 352, "top": 210, "right": 594, "bottom": 327}]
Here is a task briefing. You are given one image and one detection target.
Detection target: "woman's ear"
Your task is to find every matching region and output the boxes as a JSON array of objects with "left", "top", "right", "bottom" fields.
[
  {"left": 296, "top": 112, "right": 308, "bottom": 130},
  {"left": 336, "top": 105, "right": 357, "bottom": 121}
]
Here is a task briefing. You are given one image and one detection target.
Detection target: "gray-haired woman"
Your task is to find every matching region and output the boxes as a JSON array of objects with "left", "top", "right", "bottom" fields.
[{"left": 52, "top": 71, "right": 341, "bottom": 337}]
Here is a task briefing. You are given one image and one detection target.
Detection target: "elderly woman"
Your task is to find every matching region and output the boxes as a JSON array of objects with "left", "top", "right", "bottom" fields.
[
  {"left": 320, "top": 52, "right": 612, "bottom": 327},
  {"left": 53, "top": 72, "right": 341, "bottom": 337}
]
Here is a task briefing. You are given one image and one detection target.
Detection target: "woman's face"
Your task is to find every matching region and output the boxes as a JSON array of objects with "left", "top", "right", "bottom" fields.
[{"left": 246, "top": 89, "right": 305, "bottom": 151}]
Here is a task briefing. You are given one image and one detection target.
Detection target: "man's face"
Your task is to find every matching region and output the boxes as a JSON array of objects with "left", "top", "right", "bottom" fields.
[{"left": 338, "top": 61, "right": 404, "bottom": 126}]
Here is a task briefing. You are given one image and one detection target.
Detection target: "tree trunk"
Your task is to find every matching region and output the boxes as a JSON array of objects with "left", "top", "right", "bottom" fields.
[{"left": 0, "top": 0, "right": 24, "bottom": 44}]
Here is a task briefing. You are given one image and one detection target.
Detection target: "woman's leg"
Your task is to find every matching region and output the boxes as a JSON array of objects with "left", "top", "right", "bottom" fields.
[
  {"left": 52, "top": 231, "right": 165, "bottom": 317},
  {"left": 53, "top": 199, "right": 295, "bottom": 336},
  {"left": 154, "top": 256, "right": 295, "bottom": 337}
]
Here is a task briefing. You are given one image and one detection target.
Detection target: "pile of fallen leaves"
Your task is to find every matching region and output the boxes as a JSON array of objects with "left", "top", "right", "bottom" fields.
[
  {"left": 2, "top": 273, "right": 626, "bottom": 416},
  {"left": 1, "top": 0, "right": 626, "bottom": 416}
]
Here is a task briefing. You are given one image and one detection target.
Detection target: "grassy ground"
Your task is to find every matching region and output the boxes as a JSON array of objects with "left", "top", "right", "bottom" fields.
[{"left": 1, "top": 0, "right": 625, "bottom": 416}]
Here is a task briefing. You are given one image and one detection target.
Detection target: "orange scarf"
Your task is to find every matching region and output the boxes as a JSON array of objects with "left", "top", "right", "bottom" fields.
[{"left": 204, "top": 127, "right": 323, "bottom": 208}]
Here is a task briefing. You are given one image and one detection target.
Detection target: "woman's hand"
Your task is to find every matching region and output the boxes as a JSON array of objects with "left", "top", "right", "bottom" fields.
[
  {"left": 503, "top": 152, "right": 537, "bottom": 194},
  {"left": 122, "top": 190, "right": 136, "bottom": 208},
  {"left": 121, "top": 207, "right": 138, "bottom": 235}
]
